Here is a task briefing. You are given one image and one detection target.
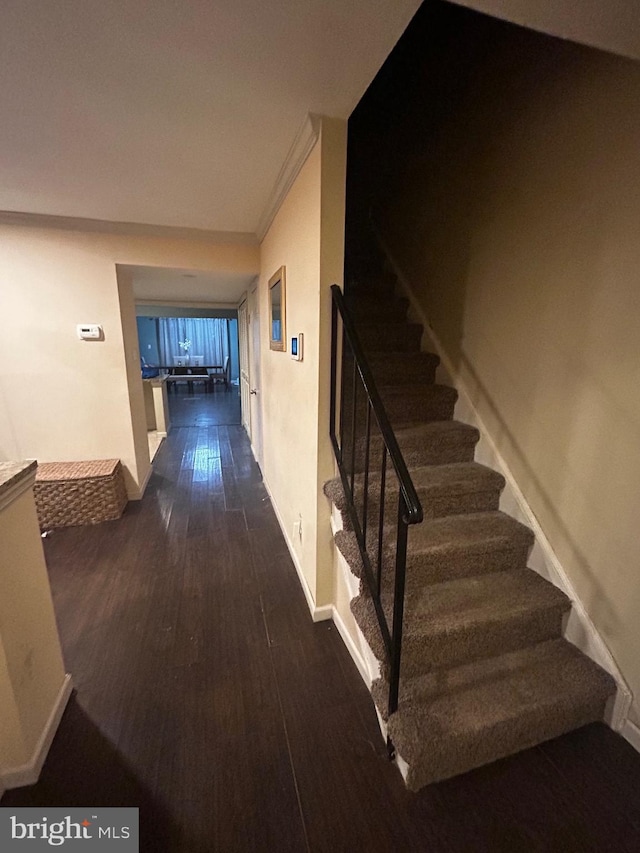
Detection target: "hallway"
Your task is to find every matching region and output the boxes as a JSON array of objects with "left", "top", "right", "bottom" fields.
[
  {"left": 4, "top": 426, "right": 640, "bottom": 852},
  {"left": 167, "top": 385, "right": 241, "bottom": 428}
]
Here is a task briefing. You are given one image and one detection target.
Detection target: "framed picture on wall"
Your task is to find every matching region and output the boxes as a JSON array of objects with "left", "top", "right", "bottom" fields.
[{"left": 269, "top": 266, "right": 286, "bottom": 351}]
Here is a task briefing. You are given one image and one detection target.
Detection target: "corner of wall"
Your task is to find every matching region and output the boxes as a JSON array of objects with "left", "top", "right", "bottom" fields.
[
  {"left": 116, "top": 266, "right": 151, "bottom": 498},
  {"left": 1, "top": 674, "right": 73, "bottom": 791}
]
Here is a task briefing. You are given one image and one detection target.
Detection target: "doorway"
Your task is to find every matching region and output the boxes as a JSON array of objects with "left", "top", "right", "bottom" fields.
[
  {"left": 135, "top": 308, "right": 242, "bottom": 438},
  {"left": 238, "top": 284, "right": 263, "bottom": 467}
]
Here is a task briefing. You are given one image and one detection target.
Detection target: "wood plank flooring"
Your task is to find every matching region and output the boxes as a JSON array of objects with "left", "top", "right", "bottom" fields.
[
  {"left": 167, "top": 386, "right": 241, "bottom": 427},
  {"left": 4, "top": 425, "right": 640, "bottom": 852}
]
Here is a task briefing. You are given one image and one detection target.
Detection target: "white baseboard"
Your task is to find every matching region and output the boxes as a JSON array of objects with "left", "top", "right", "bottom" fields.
[
  {"left": 138, "top": 462, "right": 154, "bottom": 498},
  {"left": 376, "top": 229, "right": 633, "bottom": 735},
  {"left": 312, "top": 603, "right": 334, "bottom": 623},
  {"left": 261, "top": 475, "right": 332, "bottom": 623},
  {"left": 127, "top": 460, "right": 153, "bottom": 501},
  {"left": 2, "top": 673, "right": 73, "bottom": 791},
  {"left": 332, "top": 606, "right": 373, "bottom": 688},
  {"left": 622, "top": 718, "right": 640, "bottom": 753},
  {"left": 330, "top": 509, "right": 381, "bottom": 684}
]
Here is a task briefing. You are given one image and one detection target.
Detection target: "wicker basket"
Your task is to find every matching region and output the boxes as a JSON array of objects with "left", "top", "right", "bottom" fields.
[{"left": 34, "top": 459, "right": 128, "bottom": 529}]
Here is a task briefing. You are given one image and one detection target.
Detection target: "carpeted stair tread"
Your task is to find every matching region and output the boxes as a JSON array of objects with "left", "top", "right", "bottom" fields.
[
  {"left": 398, "top": 569, "right": 570, "bottom": 675},
  {"left": 404, "top": 461, "right": 504, "bottom": 498},
  {"left": 334, "top": 512, "right": 534, "bottom": 595},
  {"left": 379, "top": 384, "right": 458, "bottom": 426},
  {"left": 342, "top": 384, "right": 457, "bottom": 429},
  {"left": 344, "top": 295, "right": 410, "bottom": 323},
  {"left": 352, "top": 421, "right": 480, "bottom": 471},
  {"left": 383, "top": 638, "right": 616, "bottom": 788},
  {"left": 403, "top": 567, "right": 568, "bottom": 628},
  {"left": 365, "top": 511, "right": 535, "bottom": 588},
  {"left": 358, "top": 322, "right": 423, "bottom": 352},
  {"left": 326, "top": 462, "right": 505, "bottom": 522},
  {"left": 373, "top": 462, "right": 504, "bottom": 519},
  {"left": 404, "top": 511, "right": 534, "bottom": 582},
  {"left": 349, "top": 567, "right": 570, "bottom": 678},
  {"left": 376, "top": 638, "right": 611, "bottom": 712},
  {"left": 354, "top": 351, "right": 440, "bottom": 385},
  {"left": 389, "top": 420, "right": 479, "bottom": 464},
  {"left": 378, "top": 384, "right": 458, "bottom": 429}
]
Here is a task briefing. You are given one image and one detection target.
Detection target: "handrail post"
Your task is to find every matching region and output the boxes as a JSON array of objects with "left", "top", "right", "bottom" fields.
[
  {"left": 388, "top": 495, "right": 409, "bottom": 718},
  {"left": 329, "top": 295, "right": 338, "bottom": 446}
]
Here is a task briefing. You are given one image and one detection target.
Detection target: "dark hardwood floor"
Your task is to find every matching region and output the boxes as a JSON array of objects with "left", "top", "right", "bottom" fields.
[
  {"left": 167, "top": 385, "right": 241, "bottom": 427},
  {"left": 4, "top": 425, "right": 640, "bottom": 852}
]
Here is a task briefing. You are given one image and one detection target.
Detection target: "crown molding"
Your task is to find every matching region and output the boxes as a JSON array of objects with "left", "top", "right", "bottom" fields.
[
  {"left": 0, "top": 211, "right": 258, "bottom": 245},
  {"left": 256, "top": 113, "right": 322, "bottom": 242}
]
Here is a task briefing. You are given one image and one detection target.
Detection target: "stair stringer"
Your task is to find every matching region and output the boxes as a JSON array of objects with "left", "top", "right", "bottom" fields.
[
  {"left": 329, "top": 502, "right": 381, "bottom": 690},
  {"left": 374, "top": 226, "right": 633, "bottom": 735},
  {"left": 329, "top": 502, "right": 413, "bottom": 784}
]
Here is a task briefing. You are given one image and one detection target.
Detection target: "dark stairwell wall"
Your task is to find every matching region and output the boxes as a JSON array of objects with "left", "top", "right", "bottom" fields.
[{"left": 347, "top": 1, "right": 640, "bottom": 731}]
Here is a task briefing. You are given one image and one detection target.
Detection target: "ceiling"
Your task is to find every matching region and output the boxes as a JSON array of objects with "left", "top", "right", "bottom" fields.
[
  {"left": 128, "top": 265, "right": 255, "bottom": 305},
  {"left": 0, "top": 0, "right": 421, "bottom": 236},
  {"left": 451, "top": 0, "right": 640, "bottom": 61}
]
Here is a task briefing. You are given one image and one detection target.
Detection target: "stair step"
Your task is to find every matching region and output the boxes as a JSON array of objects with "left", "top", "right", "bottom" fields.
[
  {"left": 392, "top": 462, "right": 504, "bottom": 519},
  {"left": 353, "top": 421, "right": 479, "bottom": 471},
  {"left": 400, "top": 569, "right": 570, "bottom": 676},
  {"left": 346, "top": 269, "right": 397, "bottom": 299},
  {"left": 365, "top": 351, "right": 439, "bottom": 385},
  {"left": 403, "top": 510, "right": 534, "bottom": 586},
  {"left": 338, "top": 511, "right": 533, "bottom": 589},
  {"left": 345, "top": 295, "right": 410, "bottom": 323},
  {"left": 379, "top": 384, "right": 457, "bottom": 427},
  {"left": 327, "top": 461, "right": 505, "bottom": 525},
  {"left": 358, "top": 322, "right": 423, "bottom": 352},
  {"left": 383, "top": 638, "right": 616, "bottom": 789},
  {"left": 409, "top": 462, "right": 504, "bottom": 517},
  {"left": 340, "top": 384, "right": 457, "bottom": 437},
  {"left": 333, "top": 510, "right": 534, "bottom": 599},
  {"left": 342, "top": 385, "right": 458, "bottom": 446}
]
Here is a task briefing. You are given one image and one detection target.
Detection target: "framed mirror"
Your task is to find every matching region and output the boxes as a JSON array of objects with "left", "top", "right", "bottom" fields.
[{"left": 269, "top": 266, "right": 286, "bottom": 351}]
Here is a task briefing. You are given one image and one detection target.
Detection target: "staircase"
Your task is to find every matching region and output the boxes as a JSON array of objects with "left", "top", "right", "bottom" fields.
[{"left": 325, "top": 241, "right": 616, "bottom": 791}]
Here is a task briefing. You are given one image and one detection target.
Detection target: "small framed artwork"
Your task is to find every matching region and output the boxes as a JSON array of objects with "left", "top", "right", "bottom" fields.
[{"left": 269, "top": 266, "right": 286, "bottom": 351}]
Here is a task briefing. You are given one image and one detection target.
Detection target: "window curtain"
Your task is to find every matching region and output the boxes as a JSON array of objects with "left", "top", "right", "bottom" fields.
[{"left": 158, "top": 318, "right": 229, "bottom": 366}]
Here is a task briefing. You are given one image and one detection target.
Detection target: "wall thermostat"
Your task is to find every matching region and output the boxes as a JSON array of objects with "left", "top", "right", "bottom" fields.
[
  {"left": 291, "top": 333, "right": 303, "bottom": 361},
  {"left": 77, "top": 324, "right": 103, "bottom": 341}
]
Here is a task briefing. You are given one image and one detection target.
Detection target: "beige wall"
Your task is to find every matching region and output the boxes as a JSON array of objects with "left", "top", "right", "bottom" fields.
[
  {"left": 360, "top": 16, "right": 640, "bottom": 723},
  {"left": 116, "top": 267, "right": 152, "bottom": 493},
  {"left": 0, "top": 480, "right": 66, "bottom": 770},
  {"left": 317, "top": 119, "right": 348, "bottom": 604},
  {"left": 259, "top": 118, "right": 346, "bottom": 608},
  {"left": 0, "top": 221, "right": 258, "bottom": 497}
]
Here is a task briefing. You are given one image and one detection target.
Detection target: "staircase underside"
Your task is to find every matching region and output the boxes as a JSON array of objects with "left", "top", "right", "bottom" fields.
[{"left": 325, "top": 246, "right": 616, "bottom": 789}]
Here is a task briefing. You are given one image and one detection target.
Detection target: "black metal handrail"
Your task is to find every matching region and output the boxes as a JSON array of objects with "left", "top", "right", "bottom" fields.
[{"left": 329, "top": 284, "right": 423, "bottom": 721}]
